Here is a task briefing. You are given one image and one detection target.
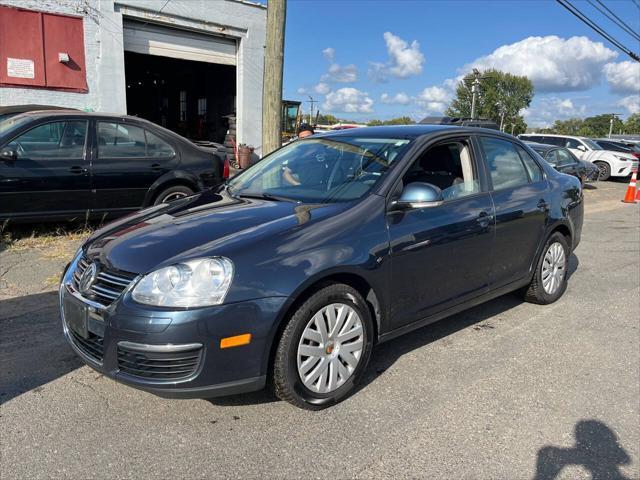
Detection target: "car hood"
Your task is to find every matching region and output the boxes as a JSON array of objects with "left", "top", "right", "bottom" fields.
[{"left": 84, "top": 190, "right": 349, "bottom": 274}]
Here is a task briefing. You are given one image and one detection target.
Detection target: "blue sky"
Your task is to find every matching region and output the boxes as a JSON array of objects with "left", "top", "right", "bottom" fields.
[{"left": 281, "top": 0, "right": 640, "bottom": 126}]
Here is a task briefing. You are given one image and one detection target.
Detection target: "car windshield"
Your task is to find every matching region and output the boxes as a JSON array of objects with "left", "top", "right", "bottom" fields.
[
  {"left": 0, "top": 114, "right": 32, "bottom": 136},
  {"left": 226, "top": 136, "right": 412, "bottom": 203},
  {"left": 581, "top": 138, "right": 602, "bottom": 150}
]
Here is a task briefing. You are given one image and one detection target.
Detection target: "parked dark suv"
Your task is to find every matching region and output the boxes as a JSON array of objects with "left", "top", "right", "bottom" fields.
[
  {"left": 0, "top": 111, "right": 223, "bottom": 222},
  {"left": 60, "top": 125, "right": 583, "bottom": 409}
]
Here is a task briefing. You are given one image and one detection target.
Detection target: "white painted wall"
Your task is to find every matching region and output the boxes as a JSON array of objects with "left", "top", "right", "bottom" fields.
[{"left": 0, "top": 0, "right": 266, "bottom": 155}]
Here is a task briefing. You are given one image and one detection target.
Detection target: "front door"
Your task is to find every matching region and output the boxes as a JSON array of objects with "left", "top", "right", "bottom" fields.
[
  {"left": 91, "top": 121, "right": 177, "bottom": 214},
  {"left": 478, "top": 136, "right": 550, "bottom": 288},
  {"left": 0, "top": 120, "right": 91, "bottom": 219},
  {"left": 387, "top": 137, "right": 495, "bottom": 328}
]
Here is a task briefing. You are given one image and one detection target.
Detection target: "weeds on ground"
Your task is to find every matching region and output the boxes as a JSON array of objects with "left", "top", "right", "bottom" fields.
[{"left": 0, "top": 213, "right": 103, "bottom": 259}]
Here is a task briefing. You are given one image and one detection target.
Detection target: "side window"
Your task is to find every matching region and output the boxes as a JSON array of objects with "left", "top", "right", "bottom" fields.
[
  {"left": 8, "top": 121, "right": 87, "bottom": 160},
  {"left": 516, "top": 145, "right": 543, "bottom": 182},
  {"left": 541, "top": 137, "right": 563, "bottom": 147},
  {"left": 145, "top": 130, "right": 175, "bottom": 158},
  {"left": 555, "top": 149, "right": 575, "bottom": 166},
  {"left": 402, "top": 139, "right": 480, "bottom": 201},
  {"left": 565, "top": 138, "right": 581, "bottom": 149},
  {"left": 98, "top": 122, "right": 146, "bottom": 158},
  {"left": 479, "top": 137, "right": 530, "bottom": 190}
]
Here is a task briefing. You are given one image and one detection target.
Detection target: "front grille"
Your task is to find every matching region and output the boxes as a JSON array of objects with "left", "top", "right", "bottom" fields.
[
  {"left": 69, "top": 329, "right": 104, "bottom": 363},
  {"left": 117, "top": 345, "right": 203, "bottom": 381},
  {"left": 73, "top": 256, "right": 137, "bottom": 306}
]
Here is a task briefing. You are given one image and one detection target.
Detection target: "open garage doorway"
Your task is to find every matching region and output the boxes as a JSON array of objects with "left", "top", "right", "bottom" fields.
[{"left": 124, "top": 51, "right": 235, "bottom": 143}]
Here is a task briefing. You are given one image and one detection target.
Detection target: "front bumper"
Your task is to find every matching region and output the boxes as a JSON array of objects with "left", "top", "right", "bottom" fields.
[
  {"left": 611, "top": 159, "right": 638, "bottom": 177},
  {"left": 59, "top": 259, "right": 286, "bottom": 399}
]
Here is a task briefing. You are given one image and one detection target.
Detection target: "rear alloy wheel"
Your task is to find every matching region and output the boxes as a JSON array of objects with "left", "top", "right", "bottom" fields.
[
  {"left": 274, "top": 283, "right": 373, "bottom": 409},
  {"left": 153, "top": 185, "right": 194, "bottom": 205},
  {"left": 594, "top": 161, "right": 610, "bottom": 181},
  {"left": 523, "top": 232, "right": 570, "bottom": 305}
]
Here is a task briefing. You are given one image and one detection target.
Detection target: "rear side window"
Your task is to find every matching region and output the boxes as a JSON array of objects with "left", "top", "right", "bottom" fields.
[
  {"left": 516, "top": 145, "right": 543, "bottom": 182},
  {"left": 479, "top": 137, "right": 529, "bottom": 190},
  {"left": 98, "top": 122, "right": 146, "bottom": 158},
  {"left": 541, "top": 137, "right": 564, "bottom": 147},
  {"left": 555, "top": 149, "right": 575, "bottom": 166},
  {"left": 145, "top": 130, "right": 174, "bottom": 158}
]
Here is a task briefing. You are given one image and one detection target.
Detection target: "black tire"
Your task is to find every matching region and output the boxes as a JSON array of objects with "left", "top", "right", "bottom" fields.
[
  {"left": 273, "top": 283, "right": 374, "bottom": 410},
  {"left": 523, "top": 232, "right": 570, "bottom": 305},
  {"left": 153, "top": 185, "right": 194, "bottom": 205},
  {"left": 594, "top": 161, "right": 611, "bottom": 181}
]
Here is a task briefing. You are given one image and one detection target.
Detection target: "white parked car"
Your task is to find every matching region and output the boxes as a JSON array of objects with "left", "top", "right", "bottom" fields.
[{"left": 519, "top": 134, "right": 638, "bottom": 180}]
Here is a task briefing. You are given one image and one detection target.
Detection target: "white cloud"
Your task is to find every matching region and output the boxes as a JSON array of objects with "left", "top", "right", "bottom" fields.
[
  {"left": 368, "top": 32, "right": 425, "bottom": 82},
  {"left": 296, "top": 87, "right": 307, "bottom": 94},
  {"left": 603, "top": 61, "right": 640, "bottom": 94},
  {"left": 415, "top": 86, "right": 451, "bottom": 113},
  {"left": 320, "top": 47, "right": 357, "bottom": 83},
  {"left": 314, "top": 82, "right": 331, "bottom": 95},
  {"left": 322, "top": 88, "right": 374, "bottom": 113},
  {"left": 522, "top": 96, "right": 588, "bottom": 128},
  {"left": 463, "top": 36, "right": 617, "bottom": 92},
  {"left": 617, "top": 95, "right": 640, "bottom": 115},
  {"left": 380, "top": 92, "right": 411, "bottom": 105}
]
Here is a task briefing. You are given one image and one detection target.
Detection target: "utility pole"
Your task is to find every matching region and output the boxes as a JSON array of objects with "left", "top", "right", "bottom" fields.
[
  {"left": 608, "top": 113, "right": 621, "bottom": 138},
  {"left": 308, "top": 96, "right": 316, "bottom": 125},
  {"left": 262, "top": 0, "right": 286, "bottom": 156},
  {"left": 470, "top": 68, "right": 481, "bottom": 120}
]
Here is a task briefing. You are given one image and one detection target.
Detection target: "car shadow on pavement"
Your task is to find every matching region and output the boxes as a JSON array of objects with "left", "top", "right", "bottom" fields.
[
  {"left": 0, "top": 291, "right": 82, "bottom": 404},
  {"left": 534, "top": 419, "right": 632, "bottom": 480}
]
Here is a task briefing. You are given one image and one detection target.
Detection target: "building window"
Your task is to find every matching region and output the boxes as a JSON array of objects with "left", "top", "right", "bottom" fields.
[
  {"left": 179, "top": 91, "right": 187, "bottom": 121},
  {"left": 197, "top": 98, "right": 207, "bottom": 116}
]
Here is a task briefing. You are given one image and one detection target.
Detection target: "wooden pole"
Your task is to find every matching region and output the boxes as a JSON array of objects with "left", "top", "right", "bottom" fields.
[{"left": 262, "top": 0, "right": 286, "bottom": 156}]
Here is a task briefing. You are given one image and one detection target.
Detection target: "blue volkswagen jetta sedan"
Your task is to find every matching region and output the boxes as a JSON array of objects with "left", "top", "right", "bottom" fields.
[{"left": 60, "top": 125, "right": 583, "bottom": 409}]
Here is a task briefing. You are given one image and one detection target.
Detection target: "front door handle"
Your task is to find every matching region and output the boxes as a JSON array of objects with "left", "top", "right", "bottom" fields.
[
  {"left": 537, "top": 200, "right": 549, "bottom": 212},
  {"left": 69, "top": 166, "right": 88, "bottom": 174},
  {"left": 151, "top": 163, "right": 162, "bottom": 172},
  {"left": 476, "top": 211, "right": 494, "bottom": 227}
]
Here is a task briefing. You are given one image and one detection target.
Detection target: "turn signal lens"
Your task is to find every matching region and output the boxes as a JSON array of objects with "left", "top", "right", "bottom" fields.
[{"left": 220, "top": 333, "right": 252, "bottom": 349}]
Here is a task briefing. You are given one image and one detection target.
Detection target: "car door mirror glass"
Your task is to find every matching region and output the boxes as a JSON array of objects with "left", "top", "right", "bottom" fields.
[
  {"left": 0, "top": 147, "right": 17, "bottom": 162},
  {"left": 394, "top": 182, "right": 443, "bottom": 209}
]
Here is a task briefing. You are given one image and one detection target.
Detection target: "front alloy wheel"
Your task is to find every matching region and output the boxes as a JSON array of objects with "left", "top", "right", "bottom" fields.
[{"left": 274, "top": 283, "right": 373, "bottom": 409}]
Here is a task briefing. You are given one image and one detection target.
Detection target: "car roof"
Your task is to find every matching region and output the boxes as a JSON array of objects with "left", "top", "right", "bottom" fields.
[
  {"left": 317, "top": 124, "right": 514, "bottom": 139},
  {"left": 0, "top": 104, "right": 79, "bottom": 115},
  {"left": 522, "top": 133, "right": 586, "bottom": 140}
]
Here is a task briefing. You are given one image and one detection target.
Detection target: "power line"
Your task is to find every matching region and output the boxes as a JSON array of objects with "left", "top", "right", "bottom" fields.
[
  {"left": 556, "top": 0, "right": 640, "bottom": 61},
  {"left": 588, "top": 0, "right": 640, "bottom": 42},
  {"left": 633, "top": 0, "right": 640, "bottom": 9}
]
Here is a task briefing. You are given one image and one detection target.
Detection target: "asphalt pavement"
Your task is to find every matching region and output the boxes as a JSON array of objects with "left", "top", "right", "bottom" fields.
[{"left": 1, "top": 180, "right": 638, "bottom": 479}]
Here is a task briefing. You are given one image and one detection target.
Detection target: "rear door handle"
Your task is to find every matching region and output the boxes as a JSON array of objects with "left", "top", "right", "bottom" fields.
[
  {"left": 477, "top": 211, "right": 494, "bottom": 227},
  {"left": 69, "top": 166, "right": 88, "bottom": 174}
]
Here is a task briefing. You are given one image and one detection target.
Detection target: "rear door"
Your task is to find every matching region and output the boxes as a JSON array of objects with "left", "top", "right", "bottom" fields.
[
  {"left": 91, "top": 121, "right": 178, "bottom": 213},
  {"left": 0, "top": 119, "right": 91, "bottom": 218},
  {"left": 477, "top": 136, "right": 549, "bottom": 288}
]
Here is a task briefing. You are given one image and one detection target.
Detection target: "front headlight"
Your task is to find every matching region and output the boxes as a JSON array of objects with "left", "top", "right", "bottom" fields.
[
  {"left": 614, "top": 155, "right": 629, "bottom": 162},
  {"left": 132, "top": 257, "right": 234, "bottom": 308}
]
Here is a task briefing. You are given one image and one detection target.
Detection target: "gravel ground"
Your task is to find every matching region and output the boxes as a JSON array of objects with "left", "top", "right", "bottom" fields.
[{"left": 0, "top": 180, "right": 638, "bottom": 479}]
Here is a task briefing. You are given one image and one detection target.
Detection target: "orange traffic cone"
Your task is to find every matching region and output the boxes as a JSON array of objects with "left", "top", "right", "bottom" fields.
[{"left": 622, "top": 169, "right": 638, "bottom": 204}]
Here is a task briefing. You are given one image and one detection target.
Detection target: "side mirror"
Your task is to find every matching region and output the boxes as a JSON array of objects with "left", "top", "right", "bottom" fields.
[
  {"left": 576, "top": 145, "right": 587, "bottom": 152},
  {"left": 393, "top": 182, "right": 444, "bottom": 210},
  {"left": 0, "top": 147, "right": 17, "bottom": 162}
]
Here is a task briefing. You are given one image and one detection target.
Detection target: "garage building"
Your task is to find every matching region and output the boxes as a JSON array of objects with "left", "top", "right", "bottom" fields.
[{"left": 0, "top": 0, "right": 266, "bottom": 155}]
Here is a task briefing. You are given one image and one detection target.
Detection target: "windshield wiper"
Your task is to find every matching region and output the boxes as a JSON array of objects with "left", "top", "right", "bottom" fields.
[{"left": 235, "top": 192, "right": 298, "bottom": 203}]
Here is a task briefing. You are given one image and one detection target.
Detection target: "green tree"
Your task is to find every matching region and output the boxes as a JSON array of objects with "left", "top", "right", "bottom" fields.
[
  {"left": 446, "top": 69, "right": 534, "bottom": 134},
  {"left": 624, "top": 113, "right": 640, "bottom": 134},
  {"left": 367, "top": 116, "right": 415, "bottom": 126},
  {"left": 316, "top": 113, "right": 339, "bottom": 125}
]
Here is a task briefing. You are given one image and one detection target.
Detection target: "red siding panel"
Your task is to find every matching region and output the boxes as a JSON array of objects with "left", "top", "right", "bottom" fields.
[
  {"left": 43, "top": 13, "right": 87, "bottom": 92},
  {"left": 0, "top": 6, "right": 46, "bottom": 87}
]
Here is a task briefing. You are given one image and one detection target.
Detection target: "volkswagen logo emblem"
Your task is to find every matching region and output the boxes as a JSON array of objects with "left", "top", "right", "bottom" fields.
[{"left": 78, "top": 263, "right": 98, "bottom": 295}]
